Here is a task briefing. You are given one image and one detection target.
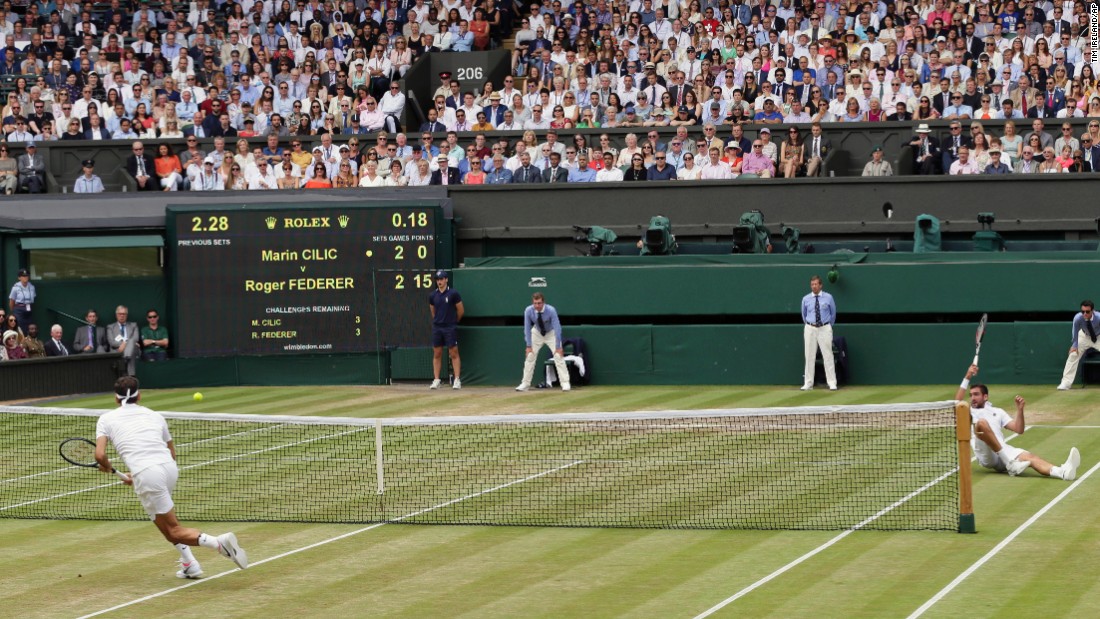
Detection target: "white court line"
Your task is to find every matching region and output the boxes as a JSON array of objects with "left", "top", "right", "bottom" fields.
[
  {"left": 0, "top": 426, "right": 364, "bottom": 513},
  {"left": 0, "top": 424, "right": 290, "bottom": 486},
  {"left": 907, "top": 459, "right": 1100, "bottom": 619},
  {"left": 692, "top": 432, "right": 1029, "bottom": 619},
  {"left": 74, "top": 459, "right": 586, "bottom": 619},
  {"left": 691, "top": 466, "right": 960, "bottom": 619}
]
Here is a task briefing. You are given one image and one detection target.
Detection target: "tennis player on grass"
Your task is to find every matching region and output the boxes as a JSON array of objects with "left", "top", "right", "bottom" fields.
[
  {"left": 95, "top": 376, "right": 248, "bottom": 579},
  {"left": 956, "top": 364, "right": 1080, "bottom": 480}
]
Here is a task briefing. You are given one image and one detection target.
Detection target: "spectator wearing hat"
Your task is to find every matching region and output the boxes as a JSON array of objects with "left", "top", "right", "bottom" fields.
[
  {"left": 669, "top": 104, "right": 698, "bottom": 126},
  {"left": 73, "top": 159, "right": 104, "bottom": 193},
  {"left": 430, "top": 154, "right": 460, "bottom": 185},
  {"left": 757, "top": 127, "right": 779, "bottom": 163},
  {"left": 191, "top": 157, "right": 224, "bottom": 191},
  {"left": 861, "top": 145, "right": 893, "bottom": 176},
  {"left": 909, "top": 123, "right": 941, "bottom": 175},
  {"left": 619, "top": 104, "right": 644, "bottom": 127},
  {"left": 432, "top": 72, "right": 454, "bottom": 101},
  {"left": 481, "top": 92, "right": 507, "bottom": 127},
  {"left": 754, "top": 98, "right": 784, "bottom": 124},
  {"left": 9, "top": 268, "right": 35, "bottom": 331},
  {"left": 984, "top": 147, "right": 1012, "bottom": 174},
  {"left": 17, "top": 142, "right": 45, "bottom": 193}
]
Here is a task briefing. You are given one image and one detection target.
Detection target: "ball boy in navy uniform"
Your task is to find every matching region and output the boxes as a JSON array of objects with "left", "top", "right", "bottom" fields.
[{"left": 429, "top": 270, "right": 464, "bottom": 389}]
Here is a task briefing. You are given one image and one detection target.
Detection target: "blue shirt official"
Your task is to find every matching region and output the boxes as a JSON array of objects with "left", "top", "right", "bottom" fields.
[
  {"left": 801, "top": 290, "right": 836, "bottom": 326},
  {"left": 523, "top": 303, "right": 563, "bottom": 347},
  {"left": 1070, "top": 311, "right": 1100, "bottom": 347}
]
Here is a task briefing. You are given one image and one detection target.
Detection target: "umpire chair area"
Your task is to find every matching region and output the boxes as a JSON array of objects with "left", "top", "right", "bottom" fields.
[
  {"left": 542, "top": 337, "right": 589, "bottom": 388},
  {"left": 1081, "top": 349, "right": 1100, "bottom": 386}
]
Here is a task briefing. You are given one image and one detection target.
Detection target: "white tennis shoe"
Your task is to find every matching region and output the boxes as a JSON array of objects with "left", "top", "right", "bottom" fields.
[
  {"left": 515, "top": 383, "right": 529, "bottom": 391},
  {"left": 429, "top": 379, "right": 441, "bottom": 389},
  {"left": 176, "top": 560, "right": 203, "bottom": 579},
  {"left": 561, "top": 384, "right": 571, "bottom": 392},
  {"left": 1062, "top": 447, "right": 1081, "bottom": 481},
  {"left": 1006, "top": 457, "right": 1030, "bottom": 477},
  {"left": 452, "top": 378, "right": 462, "bottom": 390},
  {"left": 217, "top": 533, "right": 249, "bottom": 569}
]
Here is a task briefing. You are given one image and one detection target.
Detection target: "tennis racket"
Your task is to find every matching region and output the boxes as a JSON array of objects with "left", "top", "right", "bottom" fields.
[
  {"left": 972, "top": 313, "right": 988, "bottom": 365},
  {"left": 59, "top": 437, "right": 130, "bottom": 481}
]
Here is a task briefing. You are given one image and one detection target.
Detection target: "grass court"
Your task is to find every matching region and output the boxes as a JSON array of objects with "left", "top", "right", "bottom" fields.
[{"left": 2, "top": 384, "right": 1099, "bottom": 618}]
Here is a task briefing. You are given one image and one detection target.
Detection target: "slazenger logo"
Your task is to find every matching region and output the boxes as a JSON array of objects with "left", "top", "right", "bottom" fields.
[{"left": 528, "top": 277, "right": 547, "bottom": 288}]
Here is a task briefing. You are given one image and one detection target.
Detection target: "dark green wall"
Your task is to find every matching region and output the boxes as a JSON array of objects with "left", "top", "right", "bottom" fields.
[
  {"left": 457, "top": 322, "right": 1063, "bottom": 386},
  {"left": 455, "top": 253, "right": 1100, "bottom": 318},
  {"left": 33, "top": 278, "right": 167, "bottom": 336}
]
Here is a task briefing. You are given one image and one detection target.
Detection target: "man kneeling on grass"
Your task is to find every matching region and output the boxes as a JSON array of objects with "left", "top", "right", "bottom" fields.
[{"left": 956, "top": 364, "right": 1079, "bottom": 480}]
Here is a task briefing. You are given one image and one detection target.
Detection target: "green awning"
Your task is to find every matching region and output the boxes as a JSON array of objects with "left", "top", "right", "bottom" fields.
[{"left": 20, "top": 235, "right": 164, "bottom": 250}]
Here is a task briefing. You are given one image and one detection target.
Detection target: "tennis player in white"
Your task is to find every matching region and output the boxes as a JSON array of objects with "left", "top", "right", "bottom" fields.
[
  {"left": 95, "top": 376, "right": 248, "bottom": 579},
  {"left": 956, "top": 364, "right": 1080, "bottom": 480}
]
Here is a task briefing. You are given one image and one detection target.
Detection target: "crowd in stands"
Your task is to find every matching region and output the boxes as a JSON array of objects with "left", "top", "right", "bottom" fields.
[
  {"left": 0, "top": 0, "right": 1096, "bottom": 188},
  {"left": 0, "top": 303, "right": 167, "bottom": 369}
]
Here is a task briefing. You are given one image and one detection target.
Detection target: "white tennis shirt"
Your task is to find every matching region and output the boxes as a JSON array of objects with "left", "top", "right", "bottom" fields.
[{"left": 96, "top": 404, "right": 175, "bottom": 475}]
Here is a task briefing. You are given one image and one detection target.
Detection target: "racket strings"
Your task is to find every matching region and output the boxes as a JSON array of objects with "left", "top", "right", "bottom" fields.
[{"left": 61, "top": 440, "right": 97, "bottom": 466}]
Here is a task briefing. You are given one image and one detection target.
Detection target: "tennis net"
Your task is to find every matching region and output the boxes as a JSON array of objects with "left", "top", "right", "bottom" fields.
[{"left": 0, "top": 402, "right": 971, "bottom": 531}]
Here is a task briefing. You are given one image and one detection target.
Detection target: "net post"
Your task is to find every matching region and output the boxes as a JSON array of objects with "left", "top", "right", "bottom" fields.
[
  {"left": 375, "top": 419, "right": 385, "bottom": 495},
  {"left": 956, "top": 401, "right": 976, "bottom": 533}
]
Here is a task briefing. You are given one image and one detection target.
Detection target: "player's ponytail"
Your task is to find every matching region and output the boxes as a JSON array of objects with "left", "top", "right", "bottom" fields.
[{"left": 114, "top": 376, "right": 141, "bottom": 405}]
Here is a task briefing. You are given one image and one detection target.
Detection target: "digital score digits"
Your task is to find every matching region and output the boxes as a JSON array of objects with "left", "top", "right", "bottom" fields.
[{"left": 169, "top": 206, "right": 439, "bottom": 357}]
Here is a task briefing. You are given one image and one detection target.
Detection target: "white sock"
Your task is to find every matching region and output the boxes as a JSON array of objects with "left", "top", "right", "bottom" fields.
[
  {"left": 1050, "top": 466, "right": 1065, "bottom": 480},
  {"left": 197, "top": 533, "right": 220, "bottom": 550},
  {"left": 176, "top": 543, "right": 196, "bottom": 563},
  {"left": 997, "top": 449, "right": 1013, "bottom": 466}
]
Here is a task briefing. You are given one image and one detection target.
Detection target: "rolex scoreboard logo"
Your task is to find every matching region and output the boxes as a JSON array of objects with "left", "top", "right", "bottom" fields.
[{"left": 264, "top": 216, "right": 344, "bottom": 230}]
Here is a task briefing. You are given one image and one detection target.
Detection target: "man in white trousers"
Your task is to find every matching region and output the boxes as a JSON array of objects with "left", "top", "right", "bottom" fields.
[
  {"left": 801, "top": 275, "right": 837, "bottom": 390},
  {"left": 1057, "top": 300, "right": 1100, "bottom": 390},
  {"left": 516, "top": 292, "right": 571, "bottom": 392}
]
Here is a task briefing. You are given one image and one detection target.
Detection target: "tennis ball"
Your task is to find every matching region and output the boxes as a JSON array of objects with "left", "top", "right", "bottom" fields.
[{"left": 193, "top": 392, "right": 203, "bottom": 402}]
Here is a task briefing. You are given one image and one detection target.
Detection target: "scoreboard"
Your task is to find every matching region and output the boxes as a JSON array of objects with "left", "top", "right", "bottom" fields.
[{"left": 167, "top": 204, "right": 441, "bottom": 357}]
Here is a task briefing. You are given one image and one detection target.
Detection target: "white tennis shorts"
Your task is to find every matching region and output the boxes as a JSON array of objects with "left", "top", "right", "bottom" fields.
[
  {"left": 972, "top": 439, "right": 1026, "bottom": 473},
  {"left": 132, "top": 462, "right": 178, "bottom": 519}
]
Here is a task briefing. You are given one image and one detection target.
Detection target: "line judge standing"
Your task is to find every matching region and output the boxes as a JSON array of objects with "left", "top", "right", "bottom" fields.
[
  {"left": 1056, "top": 299, "right": 1100, "bottom": 390},
  {"left": 516, "top": 292, "right": 570, "bottom": 392},
  {"left": 801, "top": 275, "right": 837, "bottom": 390}
]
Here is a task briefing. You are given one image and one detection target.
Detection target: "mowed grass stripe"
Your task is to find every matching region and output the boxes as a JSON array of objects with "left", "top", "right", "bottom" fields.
[
  {"left": 707, "top": 428, "right": 1100, "bottom": 618},
  {"left": 904, "top": 427, "right": 1100, "bottom": 619},
  {"left": 6, "top": 385, "right": 1100, "bottom": 618}
]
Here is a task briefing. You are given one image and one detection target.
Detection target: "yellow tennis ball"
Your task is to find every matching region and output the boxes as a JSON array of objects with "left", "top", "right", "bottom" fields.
[{"left": 193, "top": 392, "right": 203, "bottom": 402}]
